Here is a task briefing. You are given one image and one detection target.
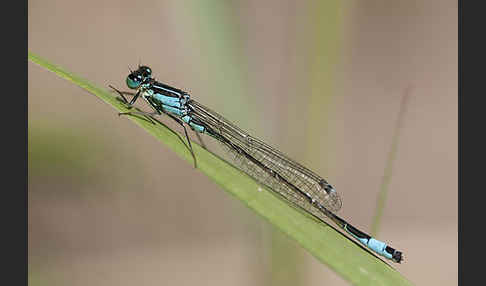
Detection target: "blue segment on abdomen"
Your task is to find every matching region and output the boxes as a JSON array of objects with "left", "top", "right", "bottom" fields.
[
  {"left": 182, "top": 115, "right": 191, "bottom": 123},
  {"left": 153, "top": 93, "right": 182, "bottom": 108},
  {"left": 345, "top": 226, "right": 392, "bottom": 259},
  {"left": 181, "top": 115, "right": 205, "bottom": 133},
  {"left": 162, "top": 105, "right": 183, "bottom": 116},
  {"left": 367, "top": 238, "right": 392, "bottom": 259},
  {"left": 189, "top": 122, "right": 205, "bottom": 133}
]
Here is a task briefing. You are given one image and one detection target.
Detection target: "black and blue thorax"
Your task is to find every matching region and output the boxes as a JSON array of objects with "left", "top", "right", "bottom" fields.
[{"left": 142, "top": 80, "right": 206, "bottom": 133}]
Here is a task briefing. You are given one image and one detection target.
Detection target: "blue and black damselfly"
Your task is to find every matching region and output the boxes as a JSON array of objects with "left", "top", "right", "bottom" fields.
[{"left": 109, "top": 65, "right": 403, "bottom": 263}]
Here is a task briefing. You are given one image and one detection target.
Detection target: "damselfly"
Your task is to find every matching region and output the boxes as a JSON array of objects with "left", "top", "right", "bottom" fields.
[{"left": 109, "top": 65, "right": 403, "bottom": 263}]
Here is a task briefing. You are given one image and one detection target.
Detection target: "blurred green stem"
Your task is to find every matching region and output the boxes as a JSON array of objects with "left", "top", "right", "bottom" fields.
[
  {"left": 371, "top": 86, "right": 412, "bottom": 236},
  {"left": 183, "top": 0, "right": 255, "bottom": 124},
  {"left": 305, "top": 0, "right": 342, "bottom": 171},
  {"left": 287, "top": 1, "right": 343, "bottom": 284}
]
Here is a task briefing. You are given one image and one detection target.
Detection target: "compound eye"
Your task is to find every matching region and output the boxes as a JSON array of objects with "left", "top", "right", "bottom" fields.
[
  {"left": 140, "top": 66, "right": 152, "bottom": 78},
  {"left": 126, "top": 74, "right": 141, "bottom": 89}
]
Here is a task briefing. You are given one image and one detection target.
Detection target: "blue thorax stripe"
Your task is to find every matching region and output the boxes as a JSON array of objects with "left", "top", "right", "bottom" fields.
[{"left": 153, "top": 92, "right": 183, "bottom": 108}]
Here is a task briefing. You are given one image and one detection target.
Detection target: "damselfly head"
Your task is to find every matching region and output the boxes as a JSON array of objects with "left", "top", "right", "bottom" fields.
[{"left": 126, "top": 65, "right": 153, "bottom": 89}]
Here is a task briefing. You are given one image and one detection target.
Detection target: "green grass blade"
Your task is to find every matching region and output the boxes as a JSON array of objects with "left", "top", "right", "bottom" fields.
[{"left": 28, "top": 51, "right": 413, "bottom": 286}]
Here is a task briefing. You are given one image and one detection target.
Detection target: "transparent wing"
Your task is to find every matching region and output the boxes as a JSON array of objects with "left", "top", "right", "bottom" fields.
[{"left": 188, "top": 99, "right": 342, "bottom": 212}]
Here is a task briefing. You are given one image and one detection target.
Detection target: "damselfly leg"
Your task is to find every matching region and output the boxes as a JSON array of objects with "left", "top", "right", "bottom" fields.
[
  {"left": 109, "top": 85, "right": 135, "bottom": 106},
  {"left": 194, "top": 131, "right": 207, "bottom": 150},
  {"left": 109, "top": 85, "right": 198, "bottom": 168}
]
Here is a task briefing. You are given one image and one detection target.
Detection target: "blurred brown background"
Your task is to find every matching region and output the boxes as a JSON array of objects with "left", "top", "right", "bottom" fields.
[{"left": 28, "top": 1, "right": 457, "bottom": 285}]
